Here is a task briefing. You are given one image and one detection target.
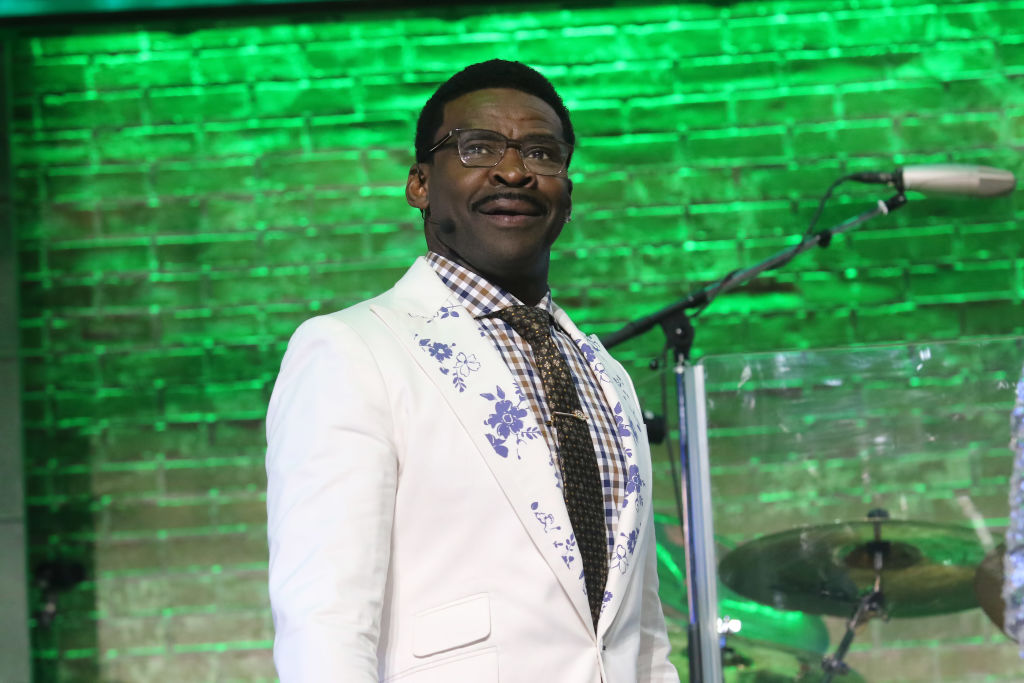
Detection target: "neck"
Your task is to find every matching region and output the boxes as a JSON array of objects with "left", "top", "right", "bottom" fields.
[{"left": 426, "top": 243, "right": 549, "bottom": 306}]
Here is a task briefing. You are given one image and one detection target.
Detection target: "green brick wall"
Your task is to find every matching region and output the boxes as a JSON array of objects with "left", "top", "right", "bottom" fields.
[{"left": 7, "top": 1, "right": 1023, "bottom": 681}]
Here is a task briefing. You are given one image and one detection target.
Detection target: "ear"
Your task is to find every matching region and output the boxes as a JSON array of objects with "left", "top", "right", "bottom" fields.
[
  {"left": 565, "top": 177, "right": 573, "bottom": 220},
  {"left": 406, "top": 164, "right": 429, "bottom": 210}
]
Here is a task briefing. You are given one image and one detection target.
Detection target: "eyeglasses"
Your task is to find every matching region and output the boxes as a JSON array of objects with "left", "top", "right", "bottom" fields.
[{"left": 426, "top": 128, "right": 572, "bottom": 176}]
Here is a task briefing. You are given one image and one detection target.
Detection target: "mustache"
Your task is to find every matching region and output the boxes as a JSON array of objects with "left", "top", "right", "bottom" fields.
[{"left": 471, "top": 192, "right": 546, "bottom": 213}]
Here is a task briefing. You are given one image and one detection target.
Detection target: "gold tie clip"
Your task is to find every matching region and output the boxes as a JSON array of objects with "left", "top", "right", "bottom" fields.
[{"left": 546, "top": 409, "right": 589, "bottom": 425}]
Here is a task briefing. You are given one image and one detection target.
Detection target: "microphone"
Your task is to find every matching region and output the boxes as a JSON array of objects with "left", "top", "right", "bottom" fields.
[{"left": 851, "top": 164, "right": 1016, "bottom": 197}]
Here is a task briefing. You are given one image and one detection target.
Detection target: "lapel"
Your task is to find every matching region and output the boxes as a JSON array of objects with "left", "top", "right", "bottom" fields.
[
  {"left": 370, "top": 258, "right": 592, "bottom": 629},
  {"left": 551, "top": 307, "right": 653, "bottom": 634}
]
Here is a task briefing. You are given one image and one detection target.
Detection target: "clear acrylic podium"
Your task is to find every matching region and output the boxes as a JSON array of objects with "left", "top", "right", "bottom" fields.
[{"left": 646, "top": 336, "right": 1024, "bottom": 682}]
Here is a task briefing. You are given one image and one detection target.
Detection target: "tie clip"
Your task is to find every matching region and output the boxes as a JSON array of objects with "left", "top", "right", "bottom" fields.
[{"left": 547, "top": 409, "right": 589, "bottom": 425}]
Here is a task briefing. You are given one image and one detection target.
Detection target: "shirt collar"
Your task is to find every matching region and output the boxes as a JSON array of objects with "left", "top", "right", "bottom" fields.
[{"left": 425, "top": 251, "right": 553, "bottom": 319}]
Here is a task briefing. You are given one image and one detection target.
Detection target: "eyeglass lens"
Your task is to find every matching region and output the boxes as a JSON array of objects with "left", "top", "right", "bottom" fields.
[{"left": 456, "top": 130, "right": 569, "bottom": 175}]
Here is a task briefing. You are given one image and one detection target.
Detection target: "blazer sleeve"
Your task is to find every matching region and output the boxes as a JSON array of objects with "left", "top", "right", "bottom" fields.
[
  {"left": 266, "top": 314, "right": 398, "bottom": 683},
  {"left": 638, "top": 509, "right": 681, "bottom": 683}
]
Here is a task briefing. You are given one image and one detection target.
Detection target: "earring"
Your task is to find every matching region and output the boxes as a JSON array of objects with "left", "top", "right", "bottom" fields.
[{"left": 564, "top": 211, "right": 572, "bottom": 223}]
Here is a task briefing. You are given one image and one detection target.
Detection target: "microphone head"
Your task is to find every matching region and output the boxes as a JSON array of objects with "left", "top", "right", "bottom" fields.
[{"left": 901, "top": 164, "right": 1017, "bottom": 197}]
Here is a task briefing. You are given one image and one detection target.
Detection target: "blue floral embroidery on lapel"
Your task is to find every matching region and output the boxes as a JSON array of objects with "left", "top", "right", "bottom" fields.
[
  {"left": 480, "top": 384, "right": 540, "bottom": 458},
  {"left": 433, "top": 305, "right": 460, "bottom": 320},
  {"left": 576, "top": 340, "right": 611, "bottom": 383},
  {"left": 613, "top": 402, "right": 635, "bottom": 459},
  {"left": 531, "top": 502, "right": 580, "bottom": 578},
  {"left": 623, "top": 464, "right": 645, "bottom": 510},
  {"left": 601, "top": 590, "right": 613, "bottom": 613},
  {"left": 415, "top": 335, "right": 481, "bottom": 393},
  {"left": 529, "top": 501, "right": 562, "bottom": 534},
  {"left": 610, "top": 526, "right": 641, "bottom": 574},
  {"left": 553, "top": 532, "right": 578, "bottom": 571},
  {"left": 409, "top": 297, "right": 463, "bottom": 324}
]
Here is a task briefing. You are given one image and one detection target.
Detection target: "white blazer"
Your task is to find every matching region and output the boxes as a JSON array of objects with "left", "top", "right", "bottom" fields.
[{"left": 266, "top": 258, "right": 679, "bottom": 683}]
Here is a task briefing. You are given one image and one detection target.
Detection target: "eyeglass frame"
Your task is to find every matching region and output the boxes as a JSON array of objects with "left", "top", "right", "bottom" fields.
[{"left": 425, "top": 128, "right": 573, "bottom": 176}]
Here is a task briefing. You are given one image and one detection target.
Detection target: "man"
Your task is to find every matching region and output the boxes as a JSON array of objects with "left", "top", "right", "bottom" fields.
[{"left": 266, "top": 60, "right": 679, "bottom": 683}]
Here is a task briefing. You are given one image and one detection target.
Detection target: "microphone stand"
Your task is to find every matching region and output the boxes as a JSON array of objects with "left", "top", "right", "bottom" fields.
[
  {"left": 603, "top": 192, "right": 908, "bottom": 683},
  {"left": 602, "top": 193, "right": 909, "bottom": 351}
]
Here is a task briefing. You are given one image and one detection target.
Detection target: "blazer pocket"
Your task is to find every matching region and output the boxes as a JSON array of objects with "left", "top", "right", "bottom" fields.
[
  {"left": 386, "top": 647, "right": 497, "bottom": 683},
  {"left": 412, "top": 593, "right": 491, "bottom": 658}
]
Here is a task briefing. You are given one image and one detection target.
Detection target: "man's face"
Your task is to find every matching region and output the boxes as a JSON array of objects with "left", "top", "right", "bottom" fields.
[{"left": 407, "top": 88, "right": 572, "bottom": 290}]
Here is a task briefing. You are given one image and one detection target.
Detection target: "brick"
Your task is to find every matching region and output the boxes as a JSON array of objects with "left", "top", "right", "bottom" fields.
[
  {"left": 106, "top": 499, "right": 213, "bottom": 534},
  {"left": 193, "top": 45, "right": 310, "bottom": 85},
  {"left": 164, "top": 382, "right": 266, "bottom": 417},
  {"left": 37, "top": 32, "right": 144, "bottom": 57},
  {"left": 48, "top": 242, "right": 152, "bottom": 275},
  {"left": 94, "top": 128, "right": 198, "bottom": 163},
  {"left": 899, "top": 113, "right": 1002, "bottom": 153},
  {"left": 44, "top": 167, "right": 148, "bottom": 204},
  {"left": 21, "top": 280, "right": 94, "bottom": 312},
  {"left": 851, "top": 226, "right": 957, "bottom": 264},
  {"left": 689, "top": 126, "right": 787, "bottom": 162},
  {"left": 155, "top": 233, "right": 263, "bottom": 271},
  {"left": 260, "top": 228, "right": 364, "bottom": 266},
  {"left": 308, "top": 115, "right": 412, "bottom": 151},
  {"left": 260, "top": 152, "right": 367, "bottom": 190},
  {"left": 734, "top": 90, "right": 837, "bottom": 126},
  {"left": 147, "top": 85, "right": 251, "bottom": 125},
  {"left": 164, "top": 458, "right": 264, "bottom": 495},
  {"left": 27, "top": 204, "right": 99, "bottom": 241},
  {"left": 204, "top": 121, "right": 305, "bottom": 158},
  {"left": 10, "top": 130, "right": 92, "bottom": 167},
  {"left": 216, "top": 648, "right": 276, "bottom": 682},
  {"left": 96, "top": 616, "right": 167, "bottom": 651},
  {"left": 161, "top": 532, "right": 267, "bottom": 569},
  {"left": 1000, "top": 40, "right": 1024, "bottom": 70},
  {"left": 908, "top": 261, "right": 1014, "bottom": 300},
  {"left": 251, "top": 78, "right": 356, "bottom": 118},
  {"left": 619, "top": 21, "right": 726, "bottom": 60},
  {"left": 168, "top": 612, "right": 270, "bottom": 647},
  {"left": 99, "top": 653, "right": 217, "bottom": 682},
  {"left": 39, "top": 92, "right": 145, "bottom": 130},
  {"left": 91, "top": 52, "right": 194, "bottom": 91},
  {"left": 411, "top": 35, "right": 511, "bottom": 72},
  {"left": 626, "top": 96, "right": 729, "bottom": 133},
  {"left": 100, "top": 198, "right": 206, "bottom": 237},
  {"left": 151, "top": 160, "right": 257, "bottom": 197},
  {"left": 12, "top": 57, "right": 91, "bottom": 96},
  {"left": 854, "top": 302, "right": 962, "bottom": 342},
  {"left": 98, "top": 275, "right": 204, "bottom": 309},
  {"left": 785, "top": 50, "right": 901, "bottom": 87},
  {"left": 842, "top": 81, "right": 948, "bottom": 119},
  {"left": 944, "top": 77, "right": 1024, "bottom": 111}
]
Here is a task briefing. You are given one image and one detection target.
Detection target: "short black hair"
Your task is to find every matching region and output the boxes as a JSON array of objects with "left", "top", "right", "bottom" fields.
[{"left": 414, "top": 59, "right": 575, "bottom": 164}]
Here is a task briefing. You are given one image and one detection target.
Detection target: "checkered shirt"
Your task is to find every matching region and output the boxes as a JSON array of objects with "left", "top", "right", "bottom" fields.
[{"left": 426, "top": 252, "right": 628, "bottom": 558}]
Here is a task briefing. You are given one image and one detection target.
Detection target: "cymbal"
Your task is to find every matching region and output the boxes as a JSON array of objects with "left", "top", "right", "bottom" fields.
[
  {"left": 718, "top": 636, "right": 866, "bottom": 683},
  {"left": 974, "top": 544, "right": 1006, "bottom": 634},
  {"left": 654, "top": 515, "right": 829, "bottom": 652},
  {"left": 718, "top": 519, "right": 985, "bottom": 618}
]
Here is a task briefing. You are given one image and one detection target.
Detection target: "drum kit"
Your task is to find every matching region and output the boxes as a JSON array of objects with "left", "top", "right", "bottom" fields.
[{"left": 657, "top": 508, "right": 1011, "bottom": 681}]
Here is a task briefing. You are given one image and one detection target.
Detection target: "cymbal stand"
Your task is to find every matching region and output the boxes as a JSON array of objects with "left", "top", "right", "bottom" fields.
[{"left": 822, "top": 511, "right": 891, "bottom": 682}]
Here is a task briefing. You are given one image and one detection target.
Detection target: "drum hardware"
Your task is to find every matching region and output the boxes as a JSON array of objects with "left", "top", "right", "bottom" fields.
[
  {"left": 820, "top": 509, "right": 890, "bottom": 682},
  {"left": 974, "top": 543, "right": 1011, "bottom": 637},
  {"left": 718, "top": 508, "right": 987, "bottom": 680}
]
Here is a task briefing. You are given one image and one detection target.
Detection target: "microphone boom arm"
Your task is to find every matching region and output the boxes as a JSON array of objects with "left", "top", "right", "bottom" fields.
[{"left": 600, "top": 192, "right": 909, "bottom": 352}]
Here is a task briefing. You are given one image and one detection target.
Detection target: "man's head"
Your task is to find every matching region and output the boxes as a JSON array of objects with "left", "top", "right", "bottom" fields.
[
  {"left": 413, "top": 59, "right": 575, "bottom": 164},
  {"left": 406, "top": 60, "right": 575, "bottom": 304}
]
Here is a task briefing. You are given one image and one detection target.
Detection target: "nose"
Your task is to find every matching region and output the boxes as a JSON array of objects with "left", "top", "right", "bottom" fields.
[{"left": 490, "top": 145, "right": 535, "bottom": 187}]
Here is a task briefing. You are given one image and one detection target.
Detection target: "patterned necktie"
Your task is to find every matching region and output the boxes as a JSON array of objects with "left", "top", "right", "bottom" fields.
[{"left": 492, "top": 305, "right": 608, "bottom": 630}]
